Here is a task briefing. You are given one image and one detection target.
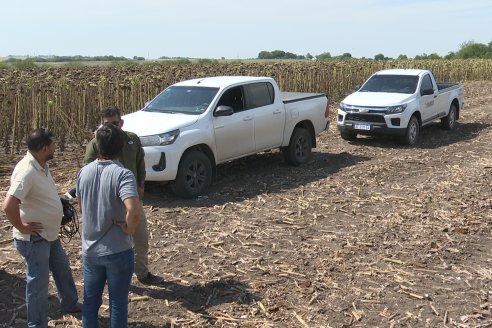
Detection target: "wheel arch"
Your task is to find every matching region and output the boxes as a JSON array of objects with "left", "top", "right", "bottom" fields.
[
  {"left": 412, "top": 111, "right": 422, "bottom": 126},
  {"left": 293, "top": 120, "right": 316, "bottom": 148},
  {"left": 181, "top": 144, "right": 217, "bottom": 176},
  {"left": 451, "top": 98, "right": 460, "bottom": 120}
]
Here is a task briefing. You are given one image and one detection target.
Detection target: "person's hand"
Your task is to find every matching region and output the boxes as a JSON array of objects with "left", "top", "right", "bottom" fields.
[
  {"left": 18, "top": 222, "right": 43, "bottom": 235},
  {"left": 113, "top": 220, "right": 130, "bottom": 234},
  {"left": 137, "top": 186, "right": 144, "bottom": 200}
]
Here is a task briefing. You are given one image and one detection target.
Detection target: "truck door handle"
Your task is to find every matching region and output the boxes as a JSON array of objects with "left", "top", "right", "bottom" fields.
[
  {"left": 273, "top": 110, "right": 282, "bottom": 115},
  {"left": 243, "top": 116, "right": 253, "bottom": 121}
]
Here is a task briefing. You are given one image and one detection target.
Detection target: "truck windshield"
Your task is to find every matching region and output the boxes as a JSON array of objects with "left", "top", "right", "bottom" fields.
[
  {"left": 144, "top": 86, "right": 219, "bottom": 114},
  {"left": 359, "top": 75, "right": 419, "bottom": 94}
]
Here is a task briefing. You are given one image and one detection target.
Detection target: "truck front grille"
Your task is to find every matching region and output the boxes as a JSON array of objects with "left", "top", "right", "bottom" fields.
[{"left": 346, "top": 113, "right": 385, "bottom": 123}]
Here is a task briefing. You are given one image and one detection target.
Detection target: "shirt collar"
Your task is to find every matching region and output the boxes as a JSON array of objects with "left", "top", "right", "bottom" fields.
[{"left": 26, "top": 151, "right": 49, "bottom": 175}]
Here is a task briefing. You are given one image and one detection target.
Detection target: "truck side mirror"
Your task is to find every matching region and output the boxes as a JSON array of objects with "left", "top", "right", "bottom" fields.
[
  {"left": 421, "top": 88, "right": 434, "bottom": 96},
  {"left": 213, "top": 105, "right": 234, "bottom": 117},
  {"left": 354, "top": 85, "right": 361, "bottom": 92}
]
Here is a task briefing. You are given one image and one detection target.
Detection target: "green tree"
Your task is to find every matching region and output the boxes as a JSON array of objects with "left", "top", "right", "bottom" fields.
[
  {"left": 374, "top": 53, "right": 385, "bottom": 61},
  {"left": 397, "top": 54, "right": 408, "bottom": 60},
  {"left": 427, "top": 53, "right": 441, "bottom": 59},
  {"left": 258, "top": 50, "right": 304, "bottom": 60},
  {"left": 271, "top": 50, "right": 286, "bottom": 58},
  {"left": 258, "top": 51, "right": 270, "bottom": 59},
  {"left": 456, "top": 41, "right": 491, "bottom": 59},
  {"left": 337, "top": 53, "right": 353, "bottom": 60},
  {"left": 444, "top": 52, "right": 456, "bottom": 59},
  {"left": 316, "top": 52, "right": 331, "bottom": 60}
]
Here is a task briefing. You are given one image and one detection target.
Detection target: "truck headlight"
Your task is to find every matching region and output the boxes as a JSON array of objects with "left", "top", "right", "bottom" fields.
[
  {"left": 339, "top": 102, "right": 349, "bottom": 112},
  {"left": 140, "top": 129, "right": 179, "bottom": 146},
  {"left": 386, "top": 104, "right": 407, "bottom": 114}
]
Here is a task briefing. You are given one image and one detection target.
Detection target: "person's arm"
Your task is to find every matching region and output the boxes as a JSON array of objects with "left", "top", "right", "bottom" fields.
[
  {"left": 134, "top": 137, "right": 146, "bottom": 198},
  {"left": 83, "top": 138, "right": 98, "bottom": 164},
  {"left": 113, "top": 196, "right": 141, "bottom": 235},
  {"left": 2, "top": 194, "right": 42, "bottom": 234}
]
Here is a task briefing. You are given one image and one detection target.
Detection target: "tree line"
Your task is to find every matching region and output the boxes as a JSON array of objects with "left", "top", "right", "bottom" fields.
[
  {"left": 259, "top": 40, "right": 492, "bottom": 60},
  {"left": 4, "top": 55, "right": 130, "bottom": 63},
  {"left": 2, "top": 40, "right": 491, "bottom": 67}
]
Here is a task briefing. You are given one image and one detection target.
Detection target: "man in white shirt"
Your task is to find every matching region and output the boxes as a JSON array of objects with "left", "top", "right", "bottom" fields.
[{"left": 2, "top": 128, "right": 81, "bottom": 328}]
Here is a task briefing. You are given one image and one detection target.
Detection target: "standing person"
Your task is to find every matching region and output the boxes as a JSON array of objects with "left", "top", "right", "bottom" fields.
[
  {"left": 77, "top": 124, "right": 141, "bottom": 327},
  {"left": 2, "top": 128, "right": 81, "bottom": 328},
  {"left": 84, "top": 106, "right": 163, "bottom": 285}
]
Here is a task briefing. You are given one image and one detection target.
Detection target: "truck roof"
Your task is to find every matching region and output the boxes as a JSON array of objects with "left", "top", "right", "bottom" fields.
[
  {"left": 173, "top": 76, "right": 272, "bottom": 88},
  {"left": 375, "top": 69, "right": 429, "bottom": 76}
]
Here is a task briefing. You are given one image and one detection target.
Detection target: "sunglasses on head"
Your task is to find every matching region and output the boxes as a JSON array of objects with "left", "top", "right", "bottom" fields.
[
  {"left": 38, "top": 127, "right": 54, "bottom": 147},
  {"left": 103, "top": 120, "right": 120, "bottom": 126}
]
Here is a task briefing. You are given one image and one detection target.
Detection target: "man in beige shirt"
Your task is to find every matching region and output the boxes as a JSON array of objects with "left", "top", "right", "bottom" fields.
[{"left": 2, "top": 128, "right": 81, "bottom": 327}]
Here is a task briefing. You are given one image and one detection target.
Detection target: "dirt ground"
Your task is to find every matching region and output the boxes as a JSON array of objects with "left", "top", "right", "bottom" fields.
[{"left": 1, "top": 81, "right": 492, "bottom": 327}]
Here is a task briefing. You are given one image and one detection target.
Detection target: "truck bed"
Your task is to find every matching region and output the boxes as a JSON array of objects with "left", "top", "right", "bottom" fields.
[
  {"left": 437, "top": 83, "right": 462, "bottom": 91},
  {"left": 281, "top": 92, "right": 326, "bottom": 104}
]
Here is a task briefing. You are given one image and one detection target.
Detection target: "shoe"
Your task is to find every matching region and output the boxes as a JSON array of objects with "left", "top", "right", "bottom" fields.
[
  {"left": 62, "top": 302, "right": 83, "bottom": 314},
  {"left": 137, "top": 272, "right": 164, "bottom": 285}
]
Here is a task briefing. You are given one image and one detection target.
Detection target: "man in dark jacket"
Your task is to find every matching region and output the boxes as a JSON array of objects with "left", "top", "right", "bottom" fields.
[{"left": 84, "top": 106, "right": 163, "bottom": 285}]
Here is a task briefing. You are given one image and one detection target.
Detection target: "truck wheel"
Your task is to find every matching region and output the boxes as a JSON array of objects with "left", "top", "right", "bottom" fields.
[
  {"left": 283, "top": 127, "right": 312, "bottom": 166},
  {"left": 340, "top": 131, "right": 357, "bottom": 141},
  {"left": 402, "top": 116, "right": 420, "bottom": 146},
  {"left": 171, "top": 150, "right": 212, "bottom": 198},
  {"left": 441, "top": 104, "right": 457, "bottom": 130}
]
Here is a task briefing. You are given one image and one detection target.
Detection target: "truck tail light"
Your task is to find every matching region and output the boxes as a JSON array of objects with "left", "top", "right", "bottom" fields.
[{"left": 324, "top": 102, "right": 330, "bottom": 118}]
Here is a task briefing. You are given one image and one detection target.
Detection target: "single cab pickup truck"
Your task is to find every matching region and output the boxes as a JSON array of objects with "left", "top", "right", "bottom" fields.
[
  {"left": 337, "top": 69, "right": 464, "bottom": 145},
  {"left": 123, "top": 76, "right": 330, "bottom": 198}
]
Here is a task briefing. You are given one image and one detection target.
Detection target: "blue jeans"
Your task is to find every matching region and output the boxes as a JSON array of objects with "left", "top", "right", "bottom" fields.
[
  {"left": 14, "top": 235, "right": 79, "bottom": 328},
  {"left": 82, "top": 248, "right": 134, "bottom": 328}
]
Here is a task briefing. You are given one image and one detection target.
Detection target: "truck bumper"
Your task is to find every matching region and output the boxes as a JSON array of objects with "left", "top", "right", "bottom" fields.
[
  {"left": 337, "top": 109, "right": 407, "bottom": 136},
  {"left": 337, "top": 122, "right": 406, "bottom": 136},
  {"left": 142, "top": 146, "right": 181, "bottom": 181}
]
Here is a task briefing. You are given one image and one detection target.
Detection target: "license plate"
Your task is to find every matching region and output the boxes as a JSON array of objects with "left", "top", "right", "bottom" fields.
[{"left": 354, "top": 123, "right": 370, "bottom": 131}]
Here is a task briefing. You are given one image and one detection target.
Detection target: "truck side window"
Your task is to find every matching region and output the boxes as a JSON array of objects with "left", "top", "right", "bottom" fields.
[
  {"left": 216, "top": 86, "right": 244, "bottom": 112},
  {"left": 420, "top": 74, "right": 434, "bottom": 95},
  {"left": 244, "top": 82, "right": 275, "bottom": 109}
]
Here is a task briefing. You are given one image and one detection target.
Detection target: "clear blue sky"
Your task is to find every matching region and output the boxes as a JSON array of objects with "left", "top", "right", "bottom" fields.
[{"left": 1, "top": 0, "right": 491, "bottom": 59}]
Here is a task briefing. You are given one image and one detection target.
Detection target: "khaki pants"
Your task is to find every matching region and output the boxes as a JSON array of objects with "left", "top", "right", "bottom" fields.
[{"left": 133, "top": 203, "right": 149, "bottom": 278}]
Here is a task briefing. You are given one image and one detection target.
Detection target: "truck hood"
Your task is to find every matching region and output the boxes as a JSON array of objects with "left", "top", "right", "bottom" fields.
[
  {"left": 122, "top": 110, "right": 199, "bottom": 136},
  {"left": 343, "top": 92, "right": 414, "bottom": 107}
]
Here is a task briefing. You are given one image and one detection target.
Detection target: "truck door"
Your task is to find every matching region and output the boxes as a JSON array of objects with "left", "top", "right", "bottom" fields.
[
  {"left": 213, "top": 86, "right": 255, "bottom": 162},
  {"left": 243, "top": 82, "right": 285, "bottom": 151},
  {"left": 418, "top": 73, "right": 438, "bottom": 124}
]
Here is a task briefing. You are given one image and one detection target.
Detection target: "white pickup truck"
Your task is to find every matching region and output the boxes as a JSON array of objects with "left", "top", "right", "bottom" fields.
[
  {"left": 122, "top": 76, "right": 330, "bottom": 198},
  {"left": 337, "top": 69, "right": 464, "bottom": 145}
]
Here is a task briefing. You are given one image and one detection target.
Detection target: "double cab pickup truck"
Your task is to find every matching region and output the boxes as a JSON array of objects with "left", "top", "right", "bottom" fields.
[
  {"left": 337, "top": 69, "right": 464, "bottom": 145},
  {"left": 123, "top": 76, "right": 330, "bottom": 198}
]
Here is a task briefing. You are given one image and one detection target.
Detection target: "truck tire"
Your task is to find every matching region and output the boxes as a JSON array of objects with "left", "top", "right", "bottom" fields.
[
  {"left": 402, "top": 116, "right": 420, "bottom": 146},
  {"left": 340, "top": 131, "right": 357, "bottom": 141},
  {"left": 283, "top": 127, "right": 312, "bottom": 166},
  {"left": 441, "top": 104, "right": 457, "bottom": 130},
  {"left": 171, "top": 150, "right": 212, "bottom": 198}
]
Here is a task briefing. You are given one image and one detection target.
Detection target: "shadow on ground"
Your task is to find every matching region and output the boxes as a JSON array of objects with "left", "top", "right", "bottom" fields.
[
  {"left": 144, "top": 151, "right": 371, "bottom": 208},
  {"left": 343, "top": 122, "right": 489, "bottom": 149},
  {"left": 129, "top": 278, "right": 258, "bottom": 326}
]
